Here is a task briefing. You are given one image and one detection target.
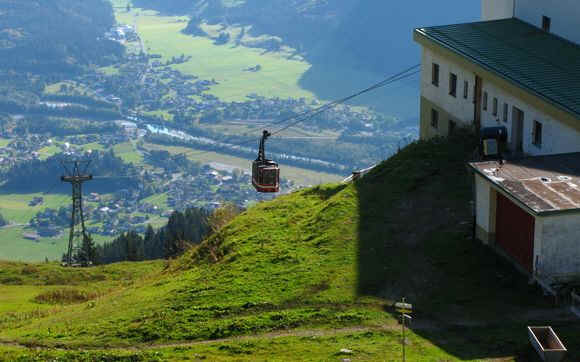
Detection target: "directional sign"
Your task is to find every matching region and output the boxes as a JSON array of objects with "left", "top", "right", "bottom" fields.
[{"left": 395, "top": 302, "right": 413, "bottom": 314}]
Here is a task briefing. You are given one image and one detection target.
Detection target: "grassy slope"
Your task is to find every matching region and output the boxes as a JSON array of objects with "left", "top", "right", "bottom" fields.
[
  {"left": 0, "top": 261, "right": 163, "bottom": 331},
  {"left": 1, "top": 133, "right": 579, "bottom": 361}
]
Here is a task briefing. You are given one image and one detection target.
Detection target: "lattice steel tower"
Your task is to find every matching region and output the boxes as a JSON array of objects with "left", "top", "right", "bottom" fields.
[{"left": 61, "top": 161, "right": 93, "bottom": 266}]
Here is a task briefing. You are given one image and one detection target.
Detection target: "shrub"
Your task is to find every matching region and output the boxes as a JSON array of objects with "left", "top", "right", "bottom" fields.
[{"left": 33, "top": 288, "right": 98, "bottom": 305}]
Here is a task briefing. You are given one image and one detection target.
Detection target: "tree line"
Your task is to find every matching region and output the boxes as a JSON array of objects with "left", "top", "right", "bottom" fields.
[
  {"left": 1, "top": 150, "right": 141, "bottom": 194},
  {"left": 93, "top": 204, "right": 241, "bottom": 264},
  {"left": 12, "top": 116, "right": 121, "bottom": 137},
  {"left": 0, "top": 99, "right": 121, "bottom": 121},
  {"left": 0, "top": 0, "right": 122, "bottom": 75}
]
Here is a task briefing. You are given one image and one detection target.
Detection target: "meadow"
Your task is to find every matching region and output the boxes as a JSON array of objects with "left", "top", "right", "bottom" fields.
[
  {"left": 1, "top": 133, "right": 579, "bottom": 360},
  {"left": 115, "top": 8, "right": 315, "bottom": 102},
  {"left": 0, "top": 139, "right": 11, "bottom": 148},
  {"left": 113, "top": 141, "right": 145, "bottom": 165}
]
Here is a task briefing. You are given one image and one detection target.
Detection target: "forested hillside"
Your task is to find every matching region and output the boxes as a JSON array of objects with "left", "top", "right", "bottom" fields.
[
  {"left": 0, "top": 0, "right": 122, "bottom": 74},
  {"left": 1, "top": 150, "right": 140, "bottom": 193}
]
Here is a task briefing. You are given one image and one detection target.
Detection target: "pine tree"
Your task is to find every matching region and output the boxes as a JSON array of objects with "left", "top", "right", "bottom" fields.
[{"left": 77, "top": 234, "right": 96, "bottom": 266}]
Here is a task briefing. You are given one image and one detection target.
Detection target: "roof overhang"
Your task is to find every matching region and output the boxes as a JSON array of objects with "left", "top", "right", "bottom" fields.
[{"left": 468, "top": 154, "right": 580, "bottom": 217}]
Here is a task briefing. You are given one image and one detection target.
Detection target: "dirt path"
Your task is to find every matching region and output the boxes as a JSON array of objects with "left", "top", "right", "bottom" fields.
[{"left": 0, "top": 322, "right": 435, "bottom": 352}]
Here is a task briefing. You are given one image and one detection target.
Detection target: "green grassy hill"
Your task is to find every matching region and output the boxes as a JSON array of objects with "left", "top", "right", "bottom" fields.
[{"left": 1, "top": 132, "right": 579, "bottom": 361}]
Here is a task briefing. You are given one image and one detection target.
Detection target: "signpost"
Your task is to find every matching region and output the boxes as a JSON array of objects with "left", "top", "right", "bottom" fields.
[{"left": 395, "top": 298, "right": 413, "bottom": 362}]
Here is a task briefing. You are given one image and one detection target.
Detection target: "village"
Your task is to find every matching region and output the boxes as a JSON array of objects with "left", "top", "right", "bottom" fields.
[
  {"left": 0, "top": 128, "right": 290, "bottom": 242},
  {"left": 74, "top": 23, "right": 411, "bottom": 144}
]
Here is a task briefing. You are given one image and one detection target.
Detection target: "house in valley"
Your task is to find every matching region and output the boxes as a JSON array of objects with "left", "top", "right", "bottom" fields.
[{"left": 414, "top": 0, "right": 580, "bottom": 289}]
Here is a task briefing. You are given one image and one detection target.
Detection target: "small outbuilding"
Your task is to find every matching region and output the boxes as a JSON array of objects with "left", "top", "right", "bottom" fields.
[{"left": 470, "top": 153, "right": 580, "bottom": 287}]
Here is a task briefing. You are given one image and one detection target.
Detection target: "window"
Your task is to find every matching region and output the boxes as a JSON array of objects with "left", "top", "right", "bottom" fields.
[
  {"left": 503, "top": 103, "right": 509, "bottom": 122},
  {"left": 463, "top": 81, "right": 468, "bottom": 99},
  {"left": 492, "top": 98, "right": 498, "bottom": 116},
  {"left": 449, "top": 73, "right": 457, "bottom": 97},
  {"left": 449, "top": 120, "right": 456, "bottom": 134},
  {"left": 542, "top": 16, "right": 551, "bottom": 32},
  {"left": 533, "top": 121, "right": 543, "bottom": 146},
  {"left": 483, "top": 91, "right": 488, "bottom": 111},
  {"left": 431, "top": 109, "right": 439, "bottom": 129},
  {"left": 432, "top": 63, "right": 439, "bottom": 86}
]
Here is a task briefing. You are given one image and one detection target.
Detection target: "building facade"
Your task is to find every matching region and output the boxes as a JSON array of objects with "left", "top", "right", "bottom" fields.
[
  {"left": 415, "top": 1, "right": 580, "bottom": 289},
  {"left": 415, "top": 18, "right": 580, "bottom": 155},
  {"left": 472, "top": 156, "right": 580, "bottom": 284}
]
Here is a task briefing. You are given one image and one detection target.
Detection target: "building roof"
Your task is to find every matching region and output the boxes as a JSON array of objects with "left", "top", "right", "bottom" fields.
[
  {"left": 415, "top": 18, "right": 580, "bottom": 120},
  {"left": 469, "top": 153, "right": 580, "bottom": 215}
]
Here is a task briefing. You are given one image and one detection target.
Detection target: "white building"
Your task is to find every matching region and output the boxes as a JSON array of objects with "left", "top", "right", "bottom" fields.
[{"left": 414, "top": 0, "right": 580, "bottom": 289}]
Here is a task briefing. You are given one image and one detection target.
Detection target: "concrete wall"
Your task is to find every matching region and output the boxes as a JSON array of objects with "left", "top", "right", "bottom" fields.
[
  {"left": 482, "top": 0, "right": 514, "bottom": 20},
  {"left": 475, "top": 173, "right": 497, "bottom": 243},
  {"left": 475, "top": 174, "right": 580, "bottom": 281},
  {"left": 419, "top": 48, "right": 476, "bottom": 138},
  {"left": 481, "top": 81, "right": 580, "bottom": 156},
  {"left": 515, "top": 0, "right": 580, "bottom": 45},
  {"left": 419, "top": 96, "right": 460, "bottom": 139},
  {"left": 536, "top": 213, "right": 580, "bottom": 282}
]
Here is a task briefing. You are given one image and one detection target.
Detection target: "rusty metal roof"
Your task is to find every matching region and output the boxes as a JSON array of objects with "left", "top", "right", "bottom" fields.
[{"left": 469, "top": 153, "right": 580, "bottom": 215}]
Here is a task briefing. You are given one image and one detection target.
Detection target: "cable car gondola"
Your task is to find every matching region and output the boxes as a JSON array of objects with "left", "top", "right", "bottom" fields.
[{"left": 252, "top": 130, "right": 280, "bottom": 193}]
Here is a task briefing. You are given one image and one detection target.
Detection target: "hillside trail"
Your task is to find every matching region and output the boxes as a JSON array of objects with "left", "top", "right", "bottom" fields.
[
  {"left": 0, "top": 321, "right": 436, "bottom": 352},
  {"left": 0, "top": 309, "right": 575, "bottom": 352}
]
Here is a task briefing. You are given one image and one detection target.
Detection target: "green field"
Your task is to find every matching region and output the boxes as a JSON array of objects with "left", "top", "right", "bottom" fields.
[
  {"left": 142, "top": 192, "right": 168, "bottom": 209},
  {"left": 0, "top": 260, "right": 163, "bottom": 315},
  {"left": 115, "top": 8, "right": 315, "bottom": 102},
  {"left": 0, "top": 138, "right": 11, "bottom": 148},
  {"left": 0, "top": 226, "right": 68, "bottom": 262},
  {"left": 113, "top": 141, "right": 144, "bottom": 165},
  {"left": 0, "top": 193, "right": 70, "bottom": 224},
  {"left": 43, "top": 81, "right": 95, "bottom": 96},
  {"left": 0, "top": 191, "right": 143, "bottom": 261},
  {"left": 37, "top": 144, "right": 60, "bottom": 160},
  {"left": 144, "top": 142, "right": 343, "bottom": 185}
]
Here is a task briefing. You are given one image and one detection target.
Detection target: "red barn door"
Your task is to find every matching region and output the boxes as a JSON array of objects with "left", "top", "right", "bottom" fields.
[{"left": 495, "top": 193, "right": 535, "bottom": 273}]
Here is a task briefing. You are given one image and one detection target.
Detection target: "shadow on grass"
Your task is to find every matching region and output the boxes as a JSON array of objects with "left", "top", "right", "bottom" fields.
[{"left": 354, "top": 132, "right": 579, "bottom": 360}]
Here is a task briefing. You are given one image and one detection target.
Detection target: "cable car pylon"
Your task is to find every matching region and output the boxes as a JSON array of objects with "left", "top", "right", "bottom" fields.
[{"left": 60, "top": 160, "right": 93, "bottom": 266}]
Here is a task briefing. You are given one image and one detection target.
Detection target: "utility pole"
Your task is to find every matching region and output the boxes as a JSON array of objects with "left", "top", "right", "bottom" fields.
[
  {"left": 61, "top": 160, "right": 93, "bottom": 266},
  {"left": 395, "top": 297, "right": 413, "bottom": 362}
]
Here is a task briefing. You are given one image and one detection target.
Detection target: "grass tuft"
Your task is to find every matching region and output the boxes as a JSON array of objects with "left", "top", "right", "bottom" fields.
[{"left": 33, "top": 288, "right": 99, "bottom": 305}]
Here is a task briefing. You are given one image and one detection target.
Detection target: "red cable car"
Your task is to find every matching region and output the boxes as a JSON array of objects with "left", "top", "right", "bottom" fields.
[{"left": 252, "top": 130, "right": 280, "bottom": 193}]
